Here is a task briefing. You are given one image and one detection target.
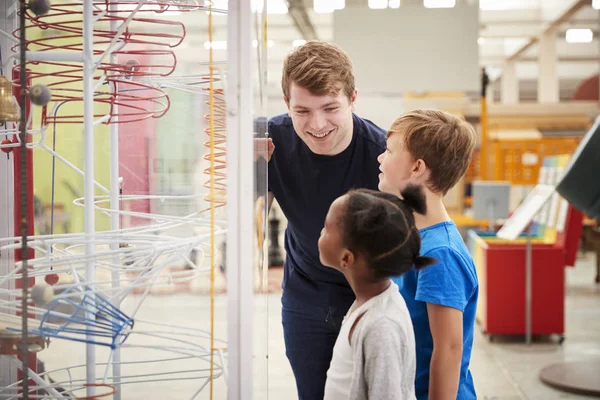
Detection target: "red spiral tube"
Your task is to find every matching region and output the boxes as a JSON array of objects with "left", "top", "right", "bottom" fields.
[{"left": 11, "top": 0, "right": 206, "bottom": 124}]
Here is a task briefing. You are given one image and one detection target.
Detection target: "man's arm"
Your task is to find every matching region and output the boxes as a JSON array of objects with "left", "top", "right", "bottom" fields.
[
  {"left": 426, "top": 303, "right": 463, "bottom": 400},
  {"left": 267, "top": 192, "right": 274, "bottom": 214},
  {"left": 254, "top": 137, "right": 275, "bottom": 215}
]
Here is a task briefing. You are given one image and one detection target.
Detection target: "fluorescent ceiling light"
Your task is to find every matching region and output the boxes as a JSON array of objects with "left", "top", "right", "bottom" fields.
[
  {"left": 207, "top": 0, "right": 288, "bottom": 14},
  {"left": 332, "top": 0, "right": 345, "bottom": 10},
  {"left": 479, "top": 0, "right": 526, "bottom": 10},
  {"left": 424, "top": 0, "right": 455, "bottom": 8},
  {"left": 267, "top": 0, "right": 288, "bottom": 14},
  {"left": 314, "top": 0, "right": 333, "bottom": 13},
  {"left": 565, "top": 28, "right": 593, "bottom": 44},
  {"left": 593, "top": 0, "right": 600, "bottom": 9},
  {"left": 389, "top": 0, "right": 400, "bottom": 8},
  {"left": 252, "top": 39, "right": 276, "bottom": 48},
  {"left": 204, "top": 41, "right": 227, "bottom": 50},
  {"left": 368, "top": 0, "right": 387, "bottom": 9},
  {"left": 293, "top": 39, "right": 307, "bottom": 48}
]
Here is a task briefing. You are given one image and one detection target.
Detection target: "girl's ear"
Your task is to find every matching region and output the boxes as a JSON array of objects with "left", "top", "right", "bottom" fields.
[{"left": 340, "top": 249, "right": 355, "bottom": 269}]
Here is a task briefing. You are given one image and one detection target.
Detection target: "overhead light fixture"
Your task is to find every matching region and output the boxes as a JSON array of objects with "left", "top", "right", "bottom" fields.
[
  {"left": 0, "top": 76, "right": 20, "bottom": 123},
  {"left": 267, "top": 0, "right": 288, "bottom": 14},
  {"left": 332, "top": 0, "right": 345, "bottom": 10},
  {"left": 293, "top": 39, "right": 307, "bottom": 48},
  {"left": 204, "top": 40, "right": 227, "bottom": 50},
  {"left": 593, "top": 0, "right": 600, "bottom": 9},
  {"left": 479, "top": 0, "right": 523, "bottom": 10},
  {"left": 565, "top": 28, "right": 593, "bottom": 43},
  {"left": 314, "top": 0, "right": 333, "bottom": 13},
  {"left": 389, "top": 0, "right": 400, "bottom": 8},
  {"left": 252, "top": 39, "right": 275, "bottom": 48},
  {"left": 424, "top": 0, "right": 455, "bottom": 8},
  {"left": 368, "top": 0, "right": 387, "bottom": 8}
]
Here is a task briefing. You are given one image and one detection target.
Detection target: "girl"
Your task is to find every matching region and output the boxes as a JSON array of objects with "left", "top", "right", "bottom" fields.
[{"left": 319, "top": 185, "right": 436, "bottom": 400}]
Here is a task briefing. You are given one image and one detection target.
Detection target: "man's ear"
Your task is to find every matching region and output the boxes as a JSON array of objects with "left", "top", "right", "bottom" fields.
[
  {"left": 284, "top": 96, "right": 289, "bottom": 110},
  {"left": 350, "top": 89, "right": 358, "bottom": 112},
  {"left": 340, "top": 249, "right": 355, "bottom": 269}
]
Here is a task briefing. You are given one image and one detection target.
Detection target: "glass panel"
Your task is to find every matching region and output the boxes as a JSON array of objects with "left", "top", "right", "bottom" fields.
[{"left": 0, "top": 1, "right": 267, "bottom": 398}]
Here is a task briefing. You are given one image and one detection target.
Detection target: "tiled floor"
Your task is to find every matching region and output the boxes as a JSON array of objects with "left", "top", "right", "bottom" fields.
[{"left": 36, "top": 252, "right": 600, "bottom": 399}]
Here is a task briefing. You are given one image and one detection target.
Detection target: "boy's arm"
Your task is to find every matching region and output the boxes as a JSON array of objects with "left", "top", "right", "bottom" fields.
[{"left": 426, "top": 303, "right": 463, "bottom": 400}]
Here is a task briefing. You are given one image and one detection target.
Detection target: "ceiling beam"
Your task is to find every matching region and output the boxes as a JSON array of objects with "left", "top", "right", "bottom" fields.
[
  {"left": 286, "top": 0, "right": 319, "bottom": 40},
  {"left": 507, "top": 0, "right": 590, "bottom": 61}
]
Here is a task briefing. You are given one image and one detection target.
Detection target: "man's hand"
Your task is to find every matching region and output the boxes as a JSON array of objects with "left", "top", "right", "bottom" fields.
[{"left": 255, "top": 138, "right": 275, "bottom": 162}]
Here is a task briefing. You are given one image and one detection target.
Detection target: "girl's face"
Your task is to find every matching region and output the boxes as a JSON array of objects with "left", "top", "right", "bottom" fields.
[{"left": 318, "top": 196, "right": 350, "bottom": 270}]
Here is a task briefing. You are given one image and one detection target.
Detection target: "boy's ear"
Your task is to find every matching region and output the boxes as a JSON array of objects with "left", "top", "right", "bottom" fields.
[
  {"left": 340, "top": 249, "right": 355, "bottom": 269},
  {"left": 412, "top": 159, "right": 428, "bottom": 179}
]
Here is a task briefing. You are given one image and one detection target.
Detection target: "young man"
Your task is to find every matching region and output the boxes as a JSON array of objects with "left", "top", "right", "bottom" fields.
[
  {"left": 265, "top": 41, "right": 386, "bottom": 399},
  {"left": 378, "top": 109, "right": 479, "bottom": 400}
]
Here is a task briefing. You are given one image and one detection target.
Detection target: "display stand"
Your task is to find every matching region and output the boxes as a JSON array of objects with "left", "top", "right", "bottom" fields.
[{"left": 496, "top": 184, "right": 555, "bottom": 345}]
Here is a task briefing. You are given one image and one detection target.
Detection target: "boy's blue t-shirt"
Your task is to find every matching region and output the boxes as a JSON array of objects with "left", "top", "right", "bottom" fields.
[
  {"left": 392, "top": 221, "right": 478, "bottom": 400},
  {"left": 268, "top": 113, "right": 386, "bottom": 307}
]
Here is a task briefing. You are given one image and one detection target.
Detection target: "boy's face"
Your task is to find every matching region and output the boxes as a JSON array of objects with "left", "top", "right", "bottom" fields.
[
  {"left": 377, "top": 132, "right": 422, "bottom": 195},
  {"left": 286, "top": 83, "right": 356, "bottom": 156},
  {"left": 318, "top": 196, "right": 350, "bottom": 270}
]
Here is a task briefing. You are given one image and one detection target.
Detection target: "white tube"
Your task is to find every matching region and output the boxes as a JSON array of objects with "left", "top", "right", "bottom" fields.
[
  {"left": 227, "top": 0, "right": 254, "bottom": 398},
  {"left": 83, "top": 0, "right": 96, "bottom": 396},
  {"left": 109, "top": 1, "right": 122, "bottom": 397},
  {"left": 40, "top": 144, "right": 110, "bottom": 194},
  {"left": 26, "top": 51, "right": 84, "bottom": 62},
  {"left": 8, "top": 357, "right": 64, "bottom": 398}
]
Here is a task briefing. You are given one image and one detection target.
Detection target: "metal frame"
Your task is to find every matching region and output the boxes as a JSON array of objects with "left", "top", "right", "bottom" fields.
[{"left": 226, "top": 0, "right": 254, "bottom": 398}]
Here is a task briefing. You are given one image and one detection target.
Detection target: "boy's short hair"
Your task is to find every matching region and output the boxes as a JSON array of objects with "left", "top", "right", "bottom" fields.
[
  {"left": 281, "top": 40, "right": 355, "bottom": 102},
  {"left": 388, "top": 109, "right": 476, "bottom": 196}
]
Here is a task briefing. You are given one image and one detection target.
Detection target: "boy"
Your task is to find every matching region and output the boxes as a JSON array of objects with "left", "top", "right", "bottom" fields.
[
  {"left": 378, "top": 109, "right": 479, "bottom": 400},
  {"left": 265, "top": 41, "right": 386, "bottom": 399}
]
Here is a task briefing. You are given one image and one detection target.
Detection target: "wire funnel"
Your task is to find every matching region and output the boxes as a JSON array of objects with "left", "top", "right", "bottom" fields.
[{"left": 14, "top": 286, "right": 135, "bottom": 350}]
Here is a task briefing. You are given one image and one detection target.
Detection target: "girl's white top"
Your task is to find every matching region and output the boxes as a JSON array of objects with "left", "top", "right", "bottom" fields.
[{"left": 324, "top": 280, "right": 417, "bottom": 400}]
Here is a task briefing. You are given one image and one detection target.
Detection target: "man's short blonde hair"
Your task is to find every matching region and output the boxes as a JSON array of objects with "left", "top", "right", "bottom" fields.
[
  {"left": 388, "top": 109, "right": 476, "bottom": 196},
  {"left": 282, "top": 40, "right": 355, "bottom": 102}
]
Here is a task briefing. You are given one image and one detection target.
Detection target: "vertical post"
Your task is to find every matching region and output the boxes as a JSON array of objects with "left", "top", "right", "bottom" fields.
[
  {"left": 501, "top": 61, "right": 518, "bottom": 104},
  {"left": 18, "top": 0, "right": 30, "bottom": 396},
  {"left": 487, "top": 200, "right": 495, "bottom": 232},
  {"left": 83, "top": 0, "right": 96, "bottom": 395},
  {"left": 13, "top": 55, "right": 36, "bottom": 400},
  {"left": 538, "top": 28, "right": 559, "bottom": 103},
  {"left": 108, "top": 4, "right": 121, "bottom": 398},
  {"left": 226, "top": 0, "right": 254, "bottom": 398},
  {"left": 479, "top": 68, "right": 489, "bottom": 180},
  {"left": 0, "top": 0, "right": 18, "bottom": 388},
  {"left": 525, "top": 221, "right": 533, "bottom": 346}
]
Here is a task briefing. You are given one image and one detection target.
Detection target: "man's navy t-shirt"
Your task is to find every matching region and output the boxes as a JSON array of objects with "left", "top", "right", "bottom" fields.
[{"left": 268, "top": 113, "right": 386, "bottom": 306}]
